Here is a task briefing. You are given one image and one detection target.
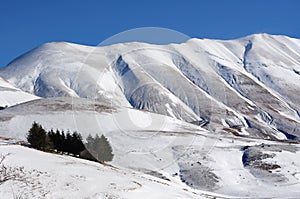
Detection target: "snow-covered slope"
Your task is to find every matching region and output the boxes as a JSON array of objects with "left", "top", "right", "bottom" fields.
[
  {"left": 0, "top": 77, "right": 39, "bottom": 107},
  {"left": 0, "top": 97, "right": 299, "bottom": 198},
  {"left": 1, "top": 34, "right": 300, "bottom": 140},
  {"left": 0, "top": 144, "right": 219, "bottom": 199}
]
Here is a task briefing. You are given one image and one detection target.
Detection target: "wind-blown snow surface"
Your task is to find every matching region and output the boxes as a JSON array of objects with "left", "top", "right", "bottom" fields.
[{"left": 0, "top": 34, "right": 300, "bottom": 198}]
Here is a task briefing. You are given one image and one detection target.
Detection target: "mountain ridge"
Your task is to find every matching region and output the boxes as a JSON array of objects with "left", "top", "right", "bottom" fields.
[{"left": 1, "top": 33, "right": 300, "bottom": 140}]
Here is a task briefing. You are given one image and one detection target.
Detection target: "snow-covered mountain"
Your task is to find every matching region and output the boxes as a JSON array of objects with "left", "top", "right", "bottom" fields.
[
  {"left": 1, "top": 33, "right": 300, "bottom": 198},
  {"left": 1, "top": 33, "right": 300, "bottom": 140}
]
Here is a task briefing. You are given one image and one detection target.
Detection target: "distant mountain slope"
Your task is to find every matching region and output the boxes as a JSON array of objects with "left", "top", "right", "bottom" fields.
[
  {"left": 0, "top": 34, "right": 300, "bottom": 139},
  {"left": 0, "top": 77, "right": 39, "bottom": 107}
]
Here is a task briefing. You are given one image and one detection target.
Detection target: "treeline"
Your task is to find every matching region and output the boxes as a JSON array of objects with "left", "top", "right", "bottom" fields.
[
  {"left": 26, "top": 122, "right": 113, "bottom": 162},
  {"left": 48, "top": 129, "right": 85, "bottom": 156}
]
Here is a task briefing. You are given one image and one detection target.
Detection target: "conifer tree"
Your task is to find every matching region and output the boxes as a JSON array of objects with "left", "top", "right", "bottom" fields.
[
  {"left": 27, "top": 122, "right": 48, "bottom": 149},
  {"left": 86, "top": 134, "right": 94, "bottom": 149},
  {"left": 86, "top": 134, "right": 114, "bottom": 162},
  {"left": 65, "top": 131, "right": 72, "bottom": 153},
  {"left": 97, "top": 135, "right": 114, "bottom": 162},
  {"left": 70, "top": 132, "right": 85, "bottom": 155},
  {"left": 60, "top": 130, "right": 66, "bottom": 152}
]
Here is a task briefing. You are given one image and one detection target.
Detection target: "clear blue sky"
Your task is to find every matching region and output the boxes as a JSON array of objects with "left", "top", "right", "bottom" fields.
[{"left": 1, "top": 0, "right": 299, "bottom": 67}]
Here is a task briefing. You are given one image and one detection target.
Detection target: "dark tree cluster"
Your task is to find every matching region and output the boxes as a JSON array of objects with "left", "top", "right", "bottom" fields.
[
  {"left": 48, "top": 129, "right": 85, "bottom": 156},
  {"left": 26, "top": 122, "right": 114, "bottom": 162},
  {"left": 27, "top": 122, "right": 49, "bottom": 150},
  {"left": 27, "top": 122, "right": 84, "bottom": 156}
]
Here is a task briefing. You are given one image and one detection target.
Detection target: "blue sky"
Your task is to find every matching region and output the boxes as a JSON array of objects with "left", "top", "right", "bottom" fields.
[{"left": 0, "top": 0, "right": 299, "bottom": 67}]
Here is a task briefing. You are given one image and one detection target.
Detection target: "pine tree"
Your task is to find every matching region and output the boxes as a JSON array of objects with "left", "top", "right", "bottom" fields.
[
  {"left": 70, "top": 132, "right": 85, "bottom": 155},
  {"left": 45, "top": 133, "right": 54, "bottom": 150},
  {"left": 85, "top": 134, "right": 96, "bottom": 158},
  {"left": 65, "top": 131, "right": 72, "bottom": 154},
  {"left": 86, "top": 134, "right": 94, "bottom": 148},
  {"left": 60, "top": 130, "right": 66, "bottom": 152},
  {"left": 95, "top": 134, "right": 114, "bottom": 162},
  {"left": 48, "top": 129, "right": 55, "bottom": 147},
  {"left": 100, "top": 135, "right": 114, "bottom": 162},
  {"left": 85, "top": 134, "right": 113, "bottom": 162},
  {"left": 27, "top": 122, "right": 48, "bottom": 149}
]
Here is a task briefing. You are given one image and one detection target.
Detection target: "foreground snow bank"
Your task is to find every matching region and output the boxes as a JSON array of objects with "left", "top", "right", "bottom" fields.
[{"left": 0, "top": 144, "right": 217, "bottom": 199}]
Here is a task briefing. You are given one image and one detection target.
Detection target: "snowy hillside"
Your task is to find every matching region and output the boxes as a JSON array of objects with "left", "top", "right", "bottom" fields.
[
  {"left": 0, "top": 34, "right": 300, "bottom": 198},
  {"left": 0, "top": 144, "right": 220, "bottom": 199},
  {"left": 0, "top": 77, "right": 39, "bottom": 107},
  {"left": 0, "top": 97, "right": 300, "bottom": 198}
]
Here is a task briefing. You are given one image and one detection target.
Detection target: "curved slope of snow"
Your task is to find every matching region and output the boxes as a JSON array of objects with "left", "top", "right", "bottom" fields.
[{"left": 0, "top": 77, "right": 40, "bottom": 107}]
